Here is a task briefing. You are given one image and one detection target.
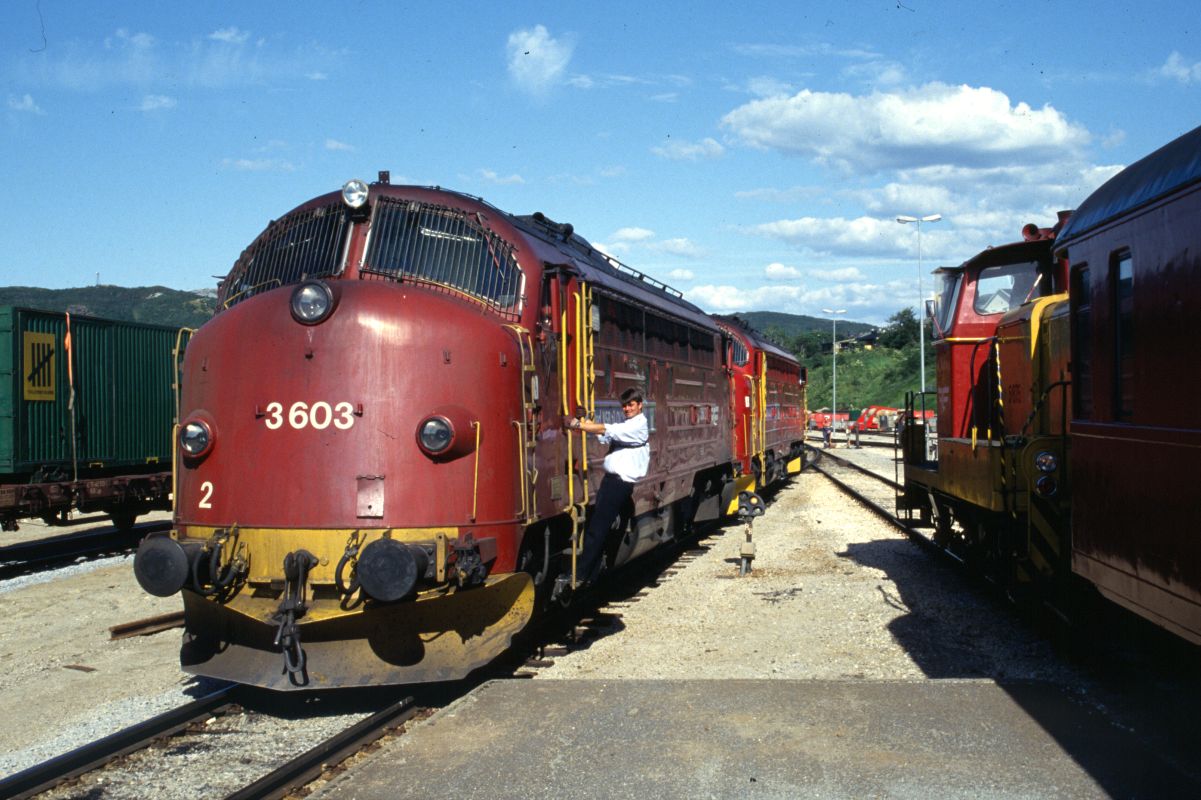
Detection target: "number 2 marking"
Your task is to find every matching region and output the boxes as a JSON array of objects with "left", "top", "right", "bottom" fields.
[{"left": 199, "top": 481, "right": 214, "bottom": 509}]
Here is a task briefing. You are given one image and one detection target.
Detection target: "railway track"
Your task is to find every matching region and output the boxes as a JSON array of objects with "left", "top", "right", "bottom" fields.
[
  {"left": 0, "top": 520, "right": 171, "bottom": 580},
  {"left": 0, "top": 687, "right": 419, "bottom": 800}
]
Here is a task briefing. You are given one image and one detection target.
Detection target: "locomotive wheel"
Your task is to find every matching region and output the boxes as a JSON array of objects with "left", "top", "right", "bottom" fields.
[{"left": 929, "top": 494, "right": 954, "bottom": 547}]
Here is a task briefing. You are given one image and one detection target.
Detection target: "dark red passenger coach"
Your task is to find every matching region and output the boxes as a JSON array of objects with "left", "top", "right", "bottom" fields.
[{"left": 1053, "top": 125, "right": 1201, "bottom": 643}]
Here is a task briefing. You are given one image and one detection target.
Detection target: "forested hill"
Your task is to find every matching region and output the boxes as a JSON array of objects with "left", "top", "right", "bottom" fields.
[
  {"left": 0, "top": 285, "right": 217, "bottom": 329},
  {"left": 739, "top": 310, "right": 874, "bottom": 339}
]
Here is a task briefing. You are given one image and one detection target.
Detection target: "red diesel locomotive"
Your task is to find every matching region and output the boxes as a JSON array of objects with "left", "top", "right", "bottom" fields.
[
  {"left": 900, "top": 125, "right": 1201, "bottom": 644},
  {"left": 133, "top": 176, "right": 807, "bottom": 689},
  {"left": 714, "top": 315, "right": 807, "bottom": 491}
]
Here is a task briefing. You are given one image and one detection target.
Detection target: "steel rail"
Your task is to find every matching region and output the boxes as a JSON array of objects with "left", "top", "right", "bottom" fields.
[
  {"left": 222, "top": 696, "right": 418, "bottom": 800},
  {"left": 815, "top": 447, "right": 903, "bottom": 491},
  {"left": 0, "top": 520, "right": 171, "bottom": 579},
  {"left": 0, "top": 685, "right": 238, "bottom": 800}
]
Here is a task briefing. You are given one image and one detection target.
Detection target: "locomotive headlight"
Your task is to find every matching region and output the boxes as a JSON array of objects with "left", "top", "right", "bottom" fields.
[
  {"left": 1035, "top": 475, "right": 1058, "bottom": 497},
  {"left": 342, "top": 179, "right": 369, "bottom": 209},
  {"left": 1034, "top": 450, "right": 1058, "bottom": 473},
  {"left": 179, "top": 420, "right": 213, "bottom": 458},
  {"left": 417, "top": 416, "right": 454, "bottom": 455},
  {"left": 290, "top": 281, "right": 334, "bottom": 325}
]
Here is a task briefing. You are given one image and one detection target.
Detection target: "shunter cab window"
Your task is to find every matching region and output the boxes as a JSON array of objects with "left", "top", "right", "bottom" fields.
[
  {"left": 931, "top": 271, "right": 962, "bottom": 338},
  {"left": 973, "top": 260, "right": 1042, "bottom": 315},
  {"left": 362, "top": 198, "right": 524, "bottom": 318}
]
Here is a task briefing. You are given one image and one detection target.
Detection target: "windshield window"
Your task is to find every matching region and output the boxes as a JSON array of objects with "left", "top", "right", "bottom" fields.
[
  {"left": 973, "top": 260, "right": 1042, "bottom": 315},
  {"left": 362, "top": 198, "right": 523, "bottom": 317},
  {"left": 931, "top": 272, "right": 961, "bottom": 338},
  {"left": 219, "top": 202, "right": 351, "bottom": 308}
]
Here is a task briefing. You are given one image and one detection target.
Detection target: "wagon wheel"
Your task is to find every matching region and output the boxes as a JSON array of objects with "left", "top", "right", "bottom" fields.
[{"left": 110, "top": 509, "right": 138, "bottom": 531}]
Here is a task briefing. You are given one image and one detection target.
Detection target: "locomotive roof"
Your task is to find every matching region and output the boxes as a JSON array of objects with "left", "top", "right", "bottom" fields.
[
  {"left": 712, "top": 315, "right": 799, "bottom": 363},
  {"left": 508, "top": 212, "right": 719, "bottom": 332},
  {"left": 935, "top": 237, "right": 1054, "bottom": 275},
  {"left": 1056, "top": 124, "right": 1201, "bottom": 246}
]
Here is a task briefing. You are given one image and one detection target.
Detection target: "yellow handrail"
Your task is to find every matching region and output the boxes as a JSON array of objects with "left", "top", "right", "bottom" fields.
[{"left": 471, "top": 420, "right": 481, "bottom": 522}]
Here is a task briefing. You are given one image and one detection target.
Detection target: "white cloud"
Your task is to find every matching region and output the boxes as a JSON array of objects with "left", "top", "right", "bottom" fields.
[
  {"left": 307, "top": 72, "right": 329, "bottom": 81},
  {"left": 652, "top": 238, "right": 704, "bottom": 257},
  {"left": 209, "top": 27, "right": 251, "bottom": 45},
  {"left": 611, "top": 227, "right": 655, "bottom": 242},
  {"left": 764, "top": 262, "right": 802, "bottom": 280},
  {"left": 139, "top": 94, "right": 176, "bottom": 111},
  {"left": 651, "top": 137, "right": 724, "bottom": 161},
  {"left": 751, "top": 215, "right": 910, "bottom": 257},
  {"left": 7, "top": 93, "right": 44, "bottom": 114},
  {"left": 221, "top": 158, "right": 296, "bottom": 172},
  {"left": 721, "top": 82, "right": 1089, "bottom": 172},
  {"left": 1159, "top": 51, "right": 1201, "bottom": 83},
  {"left": 667, "top": 269, "right": 695, "bottom": 281},
  {"left": 686, "top": 279, "right": 912, "bottom": 324},
  {"left": 478, "top": 168, "right": 525, "bottom": 185},
  {"left": 507, "top": 25, "right": 574, "bottom": 95},
  {"left": 745, "top": 76, "right": 794, "bottom": 97},
  {"left": 325, "top": 138, "right": 354, "bottom": 151},
  {"left": 809, "top": 267, "right": 866, "bottom": 282}
]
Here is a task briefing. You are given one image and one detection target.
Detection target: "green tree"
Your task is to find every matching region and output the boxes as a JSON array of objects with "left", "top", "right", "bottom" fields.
[{"left": 877, "top": 307, "right": 919, "bottom": 350}]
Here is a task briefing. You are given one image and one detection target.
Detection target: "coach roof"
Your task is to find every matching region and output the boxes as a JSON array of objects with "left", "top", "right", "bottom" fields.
[{"left": 1056, "top": 124, "right": 1201, "bottom": 247}]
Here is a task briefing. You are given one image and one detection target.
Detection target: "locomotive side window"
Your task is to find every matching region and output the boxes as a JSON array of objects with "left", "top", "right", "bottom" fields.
[
  {"left": 1070, "top": 264, "right": 1093, "bottom": 419},
  {"left": 1113, "top": 252, "right": 1135, "bottom": 419},
  {"left": 973, "top": 260, "right": 1041, "bottom": 315},
  {"left": 219, "top": 202, "right": 351, "bottom": 308},
  {"left": 362, "top": 198, "right": 523, "bottom": 318},
  {"left": 731, "top": 337, "right": 749, "bottom": 367}
]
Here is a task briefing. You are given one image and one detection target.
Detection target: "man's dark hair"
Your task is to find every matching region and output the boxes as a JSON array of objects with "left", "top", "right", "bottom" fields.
[{"left": 620, "top": 387, "right": 643, "bottom": 404}]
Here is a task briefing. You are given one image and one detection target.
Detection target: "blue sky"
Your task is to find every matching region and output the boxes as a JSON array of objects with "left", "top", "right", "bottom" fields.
[{"left": 3, "top": 1, "right": 1199, "bottom": 324}]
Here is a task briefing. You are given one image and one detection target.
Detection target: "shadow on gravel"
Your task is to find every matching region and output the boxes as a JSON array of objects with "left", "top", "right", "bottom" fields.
[{"left": 839, "top": 537, "right": 1201, "bottom": 798}]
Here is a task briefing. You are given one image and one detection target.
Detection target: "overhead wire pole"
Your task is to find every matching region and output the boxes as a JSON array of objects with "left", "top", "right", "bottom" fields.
[
  {"left": 821, "top": 308, "right": 846, "bottom": 445},
  {"left": 895, "top": 214, "right": 942, "bottom": 395}
]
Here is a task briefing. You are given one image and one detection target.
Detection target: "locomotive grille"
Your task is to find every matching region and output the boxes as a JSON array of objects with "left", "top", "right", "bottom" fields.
[
  {"left": 361, "top": 198, "right": 523, "bottom": 319},
  {"left": 219, "top": 202, "right": 351, "bottom": 309}
]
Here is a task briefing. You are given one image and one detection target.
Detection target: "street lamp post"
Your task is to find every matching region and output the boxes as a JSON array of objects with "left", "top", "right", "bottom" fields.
[
  {"left": 896, "top": 213, "right": 942, "bottom": 395},
  {"left": 822, "top": 308, "right": 846, "bottom": 444}
]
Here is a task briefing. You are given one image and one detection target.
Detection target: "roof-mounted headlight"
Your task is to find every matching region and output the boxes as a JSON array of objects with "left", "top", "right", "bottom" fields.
[
  {"left": 342, "top": 179, "right": 369, "bottom": 209},
  {"left": 290, "top": 281, "right": 335, "bottom": 325},
  {"left": 180, "top": 419, "right": 213, "bottom": 459}
]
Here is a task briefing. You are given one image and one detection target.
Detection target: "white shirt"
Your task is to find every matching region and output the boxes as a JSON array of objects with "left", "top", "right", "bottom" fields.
[{"left": 597, "top": 413, "right": 650, "bottom": 483}]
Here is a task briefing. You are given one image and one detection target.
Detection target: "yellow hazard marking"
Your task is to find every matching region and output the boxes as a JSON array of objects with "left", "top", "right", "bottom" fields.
[{"left": 23, "top": 332, "right": 56, "bottom": 401}]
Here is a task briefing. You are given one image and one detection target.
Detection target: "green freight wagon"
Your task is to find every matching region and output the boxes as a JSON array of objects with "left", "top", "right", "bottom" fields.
[{"left": 0, "top": 307, "right": 190, "bottom": 530}]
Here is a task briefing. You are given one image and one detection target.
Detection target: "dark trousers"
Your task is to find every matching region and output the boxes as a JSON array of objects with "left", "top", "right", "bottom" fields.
[{"left": 578, "top": 472, "right": 633, "bottom": 584}]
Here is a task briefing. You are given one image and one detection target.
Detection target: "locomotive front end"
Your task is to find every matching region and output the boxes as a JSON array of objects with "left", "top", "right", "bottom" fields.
[{"left": 134, "top": 181, "right": 537, "bottom": 689}]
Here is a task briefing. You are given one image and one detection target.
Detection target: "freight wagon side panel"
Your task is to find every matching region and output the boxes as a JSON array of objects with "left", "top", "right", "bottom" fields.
[{"left": 0, "top": 307, "right": 183, "bottom": 477}]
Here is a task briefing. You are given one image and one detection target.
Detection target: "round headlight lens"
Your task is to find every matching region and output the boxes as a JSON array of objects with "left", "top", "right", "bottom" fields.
[
  {"left": 1034, "top": 451, "right": 1057, "bottom": 473},
  {"left": 1035, "top": 475, "right": 1058, "bottom": 497},
  {"left": 290, "top": 281, "right": 333, "bottom": 324},
  {"left": 418, "top": 417, "right": 454, "bottom": 455},
  {"left": 342, "top": 179, "right": 369, "bottom": 209},
  {"left": 180, "top": 420, "right": 212, "bottom": 457}
]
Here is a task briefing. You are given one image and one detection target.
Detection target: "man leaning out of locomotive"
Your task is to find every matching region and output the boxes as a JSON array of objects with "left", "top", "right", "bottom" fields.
[{"left": 565, "top": 387, "right": 649, "bottom": 587}]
